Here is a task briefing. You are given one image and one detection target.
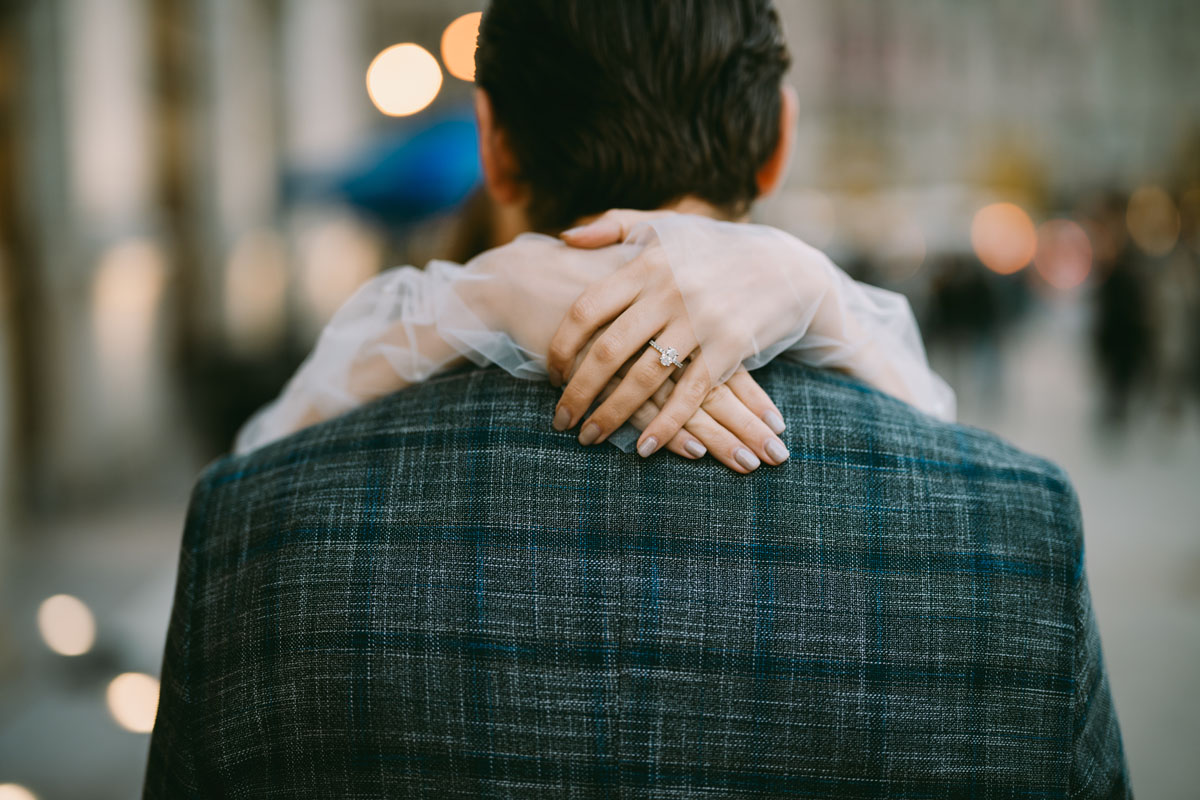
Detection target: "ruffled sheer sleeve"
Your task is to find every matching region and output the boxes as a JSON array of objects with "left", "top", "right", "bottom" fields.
[
  {"left": 235, "top": 221, "right": 954, "bottom": 455},
  {"left": 234, "top": 234, "right": 632, "bottom": 454},
  {"left": 633, "top": 216, "right": 956, "bottom": 422}
]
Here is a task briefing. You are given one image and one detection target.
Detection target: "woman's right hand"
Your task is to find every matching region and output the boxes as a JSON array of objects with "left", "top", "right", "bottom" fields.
[
  {"left": 546, "top": 209, "right": 816, "bottom": 463},
  {"left": 591, "top": 362, "right": 784, "bottom": 474},
  {"left": 463, "top": 232, "right": 784, "bottom": 472}
]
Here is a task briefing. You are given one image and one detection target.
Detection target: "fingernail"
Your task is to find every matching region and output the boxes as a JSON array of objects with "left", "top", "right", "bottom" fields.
[
  {"left": 734, "top": 448, "right": 761, "bottom": 471},
  {"left": 637, "top": 437, "right": 658, "bottom": 458},
  {"left": 548, "top": 366, "right": 563, "bottom": 387},
  {"left": 553, "top": 406, "right": 572, "bottom": 431},
  {"left": 578, "top": 422, "right": 601, "bottom": 446},
  {"left": 764, "top": 411, "right": 786, "bottom": 435},
  {"left": 766, "top": 438, "right": 790, "bottom": 465},
  {"left": 561, "top": 226, "right": 586, "bottom": 238},
  {"left": 685, "top": 439, "right": 707, "bottom": 458}
]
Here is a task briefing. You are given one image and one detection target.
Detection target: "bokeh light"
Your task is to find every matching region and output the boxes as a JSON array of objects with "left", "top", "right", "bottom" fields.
[
  {"left": 36, "top": 594, "right": 96, "bottom": 657},
  {"left": 366, "top": 43, "right": 442, "bottom": 117},
  {"left": 92, "top": 238, "right": 167, "bottom": 386},
  {"left": 441, "top": 12, "right": 483, "bottom": 82},
  {"left": 1035, "top": 219, "right": 1093, "bottom": 290},
  {"left": 106, "top": 672, "right": 160, "bottom": 734},
  {"left": 0, "top": 784, "right": 38, "bottom": 800},
  {"left": 971, "top": 202, "right": 1037, "bottom": 275},
  {"left": 297, "top": 216, "right": 382, "bottom": 324},
  {"left": 224, "top": 230, "right": 288, "bottom": 355},
  {"left": 1126, "top": 185, "right": 1180, "bottom": 256}
]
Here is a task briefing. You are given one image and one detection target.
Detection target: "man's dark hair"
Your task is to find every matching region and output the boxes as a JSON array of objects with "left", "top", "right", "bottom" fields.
[{"left": 475, "top": 0, "right": 791, "bottom": 232}]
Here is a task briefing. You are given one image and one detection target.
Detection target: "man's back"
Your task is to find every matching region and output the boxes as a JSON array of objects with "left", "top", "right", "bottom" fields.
[{"left": 145, "top": 361, "right": 1129, "bottom": 798}]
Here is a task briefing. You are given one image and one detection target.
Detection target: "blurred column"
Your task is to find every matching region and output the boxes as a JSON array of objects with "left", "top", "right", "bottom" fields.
[
  {"left": 0, "top": 8, "right": 20, "bottom": 558},
  {"left": 279, "top": 0, "right": 380, "bottom": 338},
  {"left": 281, "top": 0, "right": 367, "bottom": 176},
  {"left": 197, "top": 0, "right": 374, "bottom": 354},
  {"left": 20, "top": 0, "right": 172, "bottom": 501},
  {"left": 0, "top": 252, "right": 12, "bottom": 567},
  {"left": 196, "top": 0, "right": 283, "bottom": 355}
]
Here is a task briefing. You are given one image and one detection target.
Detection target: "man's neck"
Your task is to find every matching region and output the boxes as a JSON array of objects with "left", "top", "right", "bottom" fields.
[{"left": 494, "top": 196, "right": 743, "bottom": 247}]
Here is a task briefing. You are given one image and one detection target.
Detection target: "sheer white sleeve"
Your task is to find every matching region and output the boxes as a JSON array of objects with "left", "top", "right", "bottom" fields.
[
  {"left": 233, "top": 234, "right": 634, "bottom": 454},
  {"left": 235, "top": 220, "right": 954, "bottom": 455},
  {"left": 633, "top": 216, "right": 956, "bottom": 422}
]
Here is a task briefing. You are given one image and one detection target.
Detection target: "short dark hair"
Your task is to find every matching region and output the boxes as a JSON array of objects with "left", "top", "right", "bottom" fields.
[{"left": 475, "top": 0, "right": 791, "bottom": 232}]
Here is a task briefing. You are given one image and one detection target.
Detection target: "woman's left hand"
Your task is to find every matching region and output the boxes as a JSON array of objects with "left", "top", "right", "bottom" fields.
[{"left": 547, "top": 209, "right": 812, "bottom": 462}]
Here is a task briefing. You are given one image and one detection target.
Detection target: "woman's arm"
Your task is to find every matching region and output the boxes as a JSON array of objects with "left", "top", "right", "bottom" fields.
[
  {"left": 234, "top": 237, "right": 784, "bottom": 472},
  {"left": 234, "top": 263, "right": 469, "bottom": 454}
]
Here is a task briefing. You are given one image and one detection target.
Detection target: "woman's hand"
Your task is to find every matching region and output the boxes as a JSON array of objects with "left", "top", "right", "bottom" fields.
[
  {"left": 465, "top": 232, "right": 785, "bottom": 472},
  {"left": 590, "top": 361, "right": 785, "bottom": 473},
  {"left": 547, "top": 209, "right": 811, "bottom": 464}
]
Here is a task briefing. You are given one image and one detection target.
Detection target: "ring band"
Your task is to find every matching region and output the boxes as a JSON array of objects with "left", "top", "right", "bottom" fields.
[{"left": 648, "top": 339, "right": 686, "bottom": 369}]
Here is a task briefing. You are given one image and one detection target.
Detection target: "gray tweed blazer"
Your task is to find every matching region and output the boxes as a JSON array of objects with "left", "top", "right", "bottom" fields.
[{"left": 145, "top": 361, "right": 1131, "bottom": 798}]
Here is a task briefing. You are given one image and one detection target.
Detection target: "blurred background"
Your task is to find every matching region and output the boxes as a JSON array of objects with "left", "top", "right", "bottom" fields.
[{"left": 0, "top": 1, "right": 1197, "bottom": 797}]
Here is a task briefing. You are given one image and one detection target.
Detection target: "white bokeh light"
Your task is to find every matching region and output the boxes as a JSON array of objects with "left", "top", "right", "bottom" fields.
[
  {"left": 106, "top": 672, "right": 161, "bottom": 734},
  {"left": 36, "top": 594, "right": 96, "bottom": 657},
  {"left": 0, "top": 784, "right": 39, "bottom": 800},
  {"left": 366, "top": 43, "right": 442, "bottom": 117}
]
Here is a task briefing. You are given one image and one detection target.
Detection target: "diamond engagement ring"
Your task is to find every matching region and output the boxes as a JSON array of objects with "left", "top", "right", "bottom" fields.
[{"left": 648, "top": 339, "right": 687, "bottom": 369}]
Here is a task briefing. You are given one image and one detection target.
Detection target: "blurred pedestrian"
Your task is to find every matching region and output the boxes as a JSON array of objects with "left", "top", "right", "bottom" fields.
[{"left": 1091, "top": 193, "right": 1152, "bottom": 426}]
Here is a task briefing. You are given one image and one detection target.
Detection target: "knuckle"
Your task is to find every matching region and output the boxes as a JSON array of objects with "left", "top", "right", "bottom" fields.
[
  {"left": 632, "top": 365, "right": 663, "bottom": 392},
  {"left": 567, "top": 295, "right": 596, "bottom": 325},
  {"left": 629, "top": 404, "right": 657, "bottom": 429},
  {"left": 560, "top": 382, "right": 592, "bottom": 410},
  {"left": 705, "top": 383, "right": 731, "bottom": 405},
  {"left": 592, "top": 335, "right": 623, "bottom": 365},
  {"left": 682, "top": 378, "right": 711, "bottom": 406},
  {"left": 547, "top": 341, "right": 571, "bottom": 368},
  {"left": 658, "top": 412, "right": 688, "bottom": 436}
]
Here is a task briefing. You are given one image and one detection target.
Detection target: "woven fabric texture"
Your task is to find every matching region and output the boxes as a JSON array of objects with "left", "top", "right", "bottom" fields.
[{"left": 145, "top": 361, "right": 1131, "bottom": 798}]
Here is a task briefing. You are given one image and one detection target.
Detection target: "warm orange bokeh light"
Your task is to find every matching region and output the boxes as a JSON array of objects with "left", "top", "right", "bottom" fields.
[
  {"left": 225, "top": 230, "right": 287, "bottom": 354},
  {"left": 1126, "top": 185, "right": 1180, "bottom": 257},
  {"left": 1035, "top": 219, "right": 1093, "bottom": 290},
  {"left": 971, "top": 202, "right": 1037, "bottom": 275},
  {"left": 442, "top": 12, "right": 483, "bottom": 82},
  {"left": 366, "top": 43, "right": 442, "bottom": 117}
]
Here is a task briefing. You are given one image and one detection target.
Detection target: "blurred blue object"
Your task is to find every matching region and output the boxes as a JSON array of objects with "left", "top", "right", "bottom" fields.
[{"left": 288, "top": 108, "right": 483, "bottom": 225}]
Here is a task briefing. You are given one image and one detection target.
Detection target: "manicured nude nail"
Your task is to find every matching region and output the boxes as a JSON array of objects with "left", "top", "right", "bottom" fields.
[
  {"left": 734, "top": 447, "right": 761, "bottom": 471},
  {"left": 765, "top": 438, "right": 790, "bottom": 465},
  {"left": 685, "top": 439, "right": 707, "bottom": 458},
  {"left": 764, "top": 411, "right": 786, "bottom": 435},
  {"left": 553, "top": 406, "right": 572, "bottom": 431},
  {"left": 578, "top": 422, "right": 601, "bottom": 446},
  {"left": 561, "top": 226, "right": 586, "bottom": 238},
  {"left": 637, "top": 437, "right": 658, "bottom": 458}
]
